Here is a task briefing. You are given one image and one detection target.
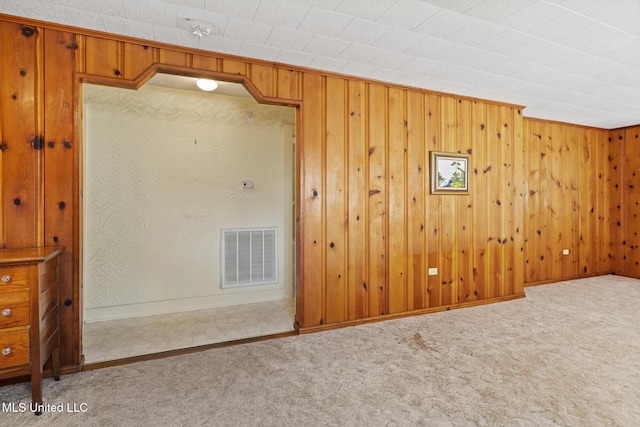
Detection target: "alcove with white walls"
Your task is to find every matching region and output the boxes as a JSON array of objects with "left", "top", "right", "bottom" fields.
[{"left": 82, "top": 76, "right": 296, "bottom": 324}]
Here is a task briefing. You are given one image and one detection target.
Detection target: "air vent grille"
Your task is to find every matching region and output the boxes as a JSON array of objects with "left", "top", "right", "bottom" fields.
[{"left": 222, "top": 228, "right": 277, "bottom": 288}]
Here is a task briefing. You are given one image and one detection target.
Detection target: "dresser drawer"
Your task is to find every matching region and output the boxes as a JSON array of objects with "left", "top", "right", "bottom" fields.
[
  {"left": 0, "top": 329, "right": 30, "bottom": 369},
  {"left": 0, "top": 266, "right": 29, "bottom": 288},
  {"left": 0, "top": 290, "right": 29, "bottom": 328}
]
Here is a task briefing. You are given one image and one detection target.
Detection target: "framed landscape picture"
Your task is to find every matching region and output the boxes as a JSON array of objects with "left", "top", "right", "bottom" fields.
[{"left": 430, "top": 151, "right": 470, "bottom": 194}]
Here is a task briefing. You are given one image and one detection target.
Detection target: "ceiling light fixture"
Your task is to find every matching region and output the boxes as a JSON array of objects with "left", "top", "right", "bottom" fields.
[
  {"left": 196, "top": 79, "right": 218, "bottom": 91},
  {"left": 191, "top": 23, "right": 211, "bottom": 38},
  {"left": 180, "top": 18, "right": 213, "bottom": 38}
]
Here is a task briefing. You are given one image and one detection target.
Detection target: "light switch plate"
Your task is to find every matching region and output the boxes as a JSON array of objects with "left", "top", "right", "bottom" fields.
[{"left": 428, "top": 267, "right": 438, "bottom": 276}]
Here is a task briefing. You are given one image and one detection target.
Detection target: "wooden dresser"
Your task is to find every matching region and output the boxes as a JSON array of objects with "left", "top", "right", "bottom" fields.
[{"left": 0, "top": 247, "right": 65, "bottom": 413}]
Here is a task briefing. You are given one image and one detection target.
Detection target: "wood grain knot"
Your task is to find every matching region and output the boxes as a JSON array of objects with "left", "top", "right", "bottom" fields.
[
  {"left": 21, "top": 26, "right": 35, "bottom": 37},
  {"left": 31, "top": 136, "right": 44, "bottom": 150}
]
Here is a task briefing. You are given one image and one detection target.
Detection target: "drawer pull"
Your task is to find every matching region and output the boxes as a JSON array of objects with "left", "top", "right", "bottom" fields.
[
  {"left": 1, "top": 275, "right": 10, "bottom": 283},
  {"left": 1, "top": 308, "right": 10, "bottom": 316},
  {"left": 2, "top": 347, "right": 10, "bottom": 356}
]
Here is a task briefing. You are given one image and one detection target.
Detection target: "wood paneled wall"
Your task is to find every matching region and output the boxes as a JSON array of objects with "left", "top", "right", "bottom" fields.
[
  {"left": 298, "top": 76, "right": 526, "bottom": 331},
  {"left": 0, "top": 21, "right": 80, "bottom": 368},
  {"left": 0, "top": 15, "right": 632, "bottom": 373},
  {"left": 523, "top": 119, "right": 619, "bottom": 284},
  {"left": 619, "top": 126, "right": 640, "bottom": 276}
]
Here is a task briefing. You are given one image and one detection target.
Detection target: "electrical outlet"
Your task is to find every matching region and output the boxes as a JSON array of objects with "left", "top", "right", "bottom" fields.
[
  {"left": 241, "top": 180, "right": 254, "bottom": 189},
  {"left": 428, "top": 267, "right": 438, "bottom": 276},
  {"left": 562, "top": 249, "right": 570, "bottom": 255}
]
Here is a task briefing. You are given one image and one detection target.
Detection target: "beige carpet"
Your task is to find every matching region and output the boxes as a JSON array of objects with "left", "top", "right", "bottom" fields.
[{"left": 2, "top": 275, "right": 640, "bottom": 426}]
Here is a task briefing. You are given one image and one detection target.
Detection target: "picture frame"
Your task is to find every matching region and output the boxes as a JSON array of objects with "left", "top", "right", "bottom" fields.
[{"left": 430, "top": 151, "right": 470, "bottom": 194}]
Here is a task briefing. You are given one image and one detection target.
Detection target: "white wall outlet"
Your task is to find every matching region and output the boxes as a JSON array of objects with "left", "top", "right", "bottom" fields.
[
  {"left": 241, "top": 180, "right": 254, "bottom": 189},
  {"left": 428, "top": 267, "right": 438, "bottom": 276},
  {"left": 562, "top": 249, "right": 570, "bottom": 255}
]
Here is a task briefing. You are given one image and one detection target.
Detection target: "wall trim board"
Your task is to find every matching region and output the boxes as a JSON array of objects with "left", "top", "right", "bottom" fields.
[
  {"left": 523, "top": 272, "right": 616, "bottom": 288},
  {"left": 609, "top": 124, "right": 640, "bottom": 132},
  {"left": 76, "top": 64, "right": 302, "bottom": 108},
  {"left": 524, "top": 116, "right": 610, "bottom": 131},
  {"left": 81, "top": 330, "right": 298, "bottom": 372},
  {"left": 296, "top": 292, "right": 526, "bottom": 334}
]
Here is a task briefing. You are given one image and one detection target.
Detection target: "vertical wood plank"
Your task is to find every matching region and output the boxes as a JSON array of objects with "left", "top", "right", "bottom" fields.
[
  {"left": 596, "top": 133, "right": 612, "bottom": 272},
  {"left": 538, "top": 122, "right": 552, "bottom": 281},
  {"left": 123, "top": 43, "right": 154, "bottom": 80},
  {"left": 563, "top": 125, "right": 579, "bottom": 277},
  {"left": 486, "top": 104, "right": 501, "bottom": 297},
  {"left": 594, "top": 129, "right": 608, "bottom": 274},
  {"left": 158, "top": 49, "right": 188, "bottom": 67},
  {"left": 192, "top": 54, "right": 220, "bottom": 72},
  {"left": 387, "top": 87, "right": 407, "bottom": 314},
  {"left": 278, "top": 69, "right": 301, "bottom": 101},
  {"left": 222, "top": 59, "right": 248, "bottom": 76},
  {"left": 406, "top": 90, "right": 425, "bottom": 310},
  {"left": 511, "top": 108, "right": 525, "bottom": 293},
  {"left": 43, "top": 28, "right": 79, "bottom": 366},
  {"left": 608, "top": 130, "right": 624, "bottom": 274},
  {"left": 84, "top": 36, "right": 121, "bottom": 78},
  {"left": 545, "top": 122, "right": 557, "bottom": 279},
  {"left": 368, "top": 83, "right": 387, "bottom": 316},
  {"left": 578, "top": 128, "right": 590, "bottom": 275},
  {"left": 0, "top": 21, "right": 40, "bottom": 247},
  {"left": 324, "top": 77, "right": 347, "bottom": 324},
  {"left": 424, "top": 94, "right": 441, "bottom": 308},
  {"left": 471, "top": 102, "right": 488, "bottom": 299},
  {"left": 499, "top": 106, "right": 514, "bottom": 295},
  {"left": 525, "top": 120, "right": 540, "bottom": 283},
  {"left": 624, "top": 127, "right": 640, "bottom": 276},
  {"left": 456, "top": 99, "right": 473, "bottom": 302},
  {"left": 347, "top": 80, "right": 367, "bottom": 320},
  {"left": 297, "top": 73, "right": 325, "bottom": 328},
  {"left": 250, "top": 64, "right": 275, "bottom": 98}
]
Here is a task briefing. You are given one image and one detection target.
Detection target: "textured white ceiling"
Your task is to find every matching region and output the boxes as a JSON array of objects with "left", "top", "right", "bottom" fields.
[{"left": 3, "top": 0, "right": 640, "bottom": 129}]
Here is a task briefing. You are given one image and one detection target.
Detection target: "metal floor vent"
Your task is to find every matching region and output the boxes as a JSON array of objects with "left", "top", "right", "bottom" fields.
[{"left": 221, "top": 228, "right": 277, "bottom": 288}]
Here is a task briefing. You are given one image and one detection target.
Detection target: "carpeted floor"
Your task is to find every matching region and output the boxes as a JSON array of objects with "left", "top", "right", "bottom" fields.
[{"left": 1, "top": 275, "right": 639, "bottom": 426}]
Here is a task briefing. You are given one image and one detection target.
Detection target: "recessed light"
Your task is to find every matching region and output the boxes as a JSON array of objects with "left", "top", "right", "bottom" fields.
[{"left": 196, "top": 79, "right": 218, "bottom": 91}]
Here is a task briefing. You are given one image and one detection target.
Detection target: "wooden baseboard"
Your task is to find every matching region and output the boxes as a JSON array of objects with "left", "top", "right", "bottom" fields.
[
  {"left": 296, "top": 292, "right": 526, "bottom": 334},
  {"left": 81, "top": 330, "right": 298, "bottom": 372},
  {"left": 523, "top": 271, "right": 616, "bottom": 288},
  {"left": 603, "top": 272, "right": 640, "bottom": 280}
]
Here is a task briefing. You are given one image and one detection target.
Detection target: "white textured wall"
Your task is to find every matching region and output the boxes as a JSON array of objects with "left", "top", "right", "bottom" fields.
[{"left": 83, "top": 83, "right": 295, "bottom": 322}]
